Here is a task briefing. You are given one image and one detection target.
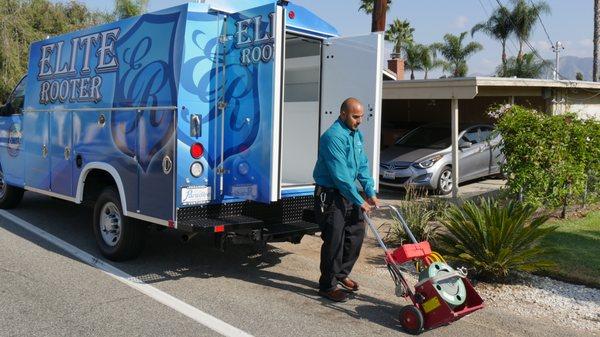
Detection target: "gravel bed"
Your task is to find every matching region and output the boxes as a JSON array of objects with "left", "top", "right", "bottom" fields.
[{"left": 478, "top": 273, "right": 600, "bottom": 333}]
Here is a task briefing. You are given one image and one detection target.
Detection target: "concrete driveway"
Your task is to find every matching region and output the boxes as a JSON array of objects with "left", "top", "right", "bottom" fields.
[{"left": 0, "top": 193, "right": 593, "bottom": 337}]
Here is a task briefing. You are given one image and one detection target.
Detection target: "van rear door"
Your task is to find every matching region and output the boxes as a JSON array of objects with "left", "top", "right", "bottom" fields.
[
  {"left": 217, "top": 3, "right": 285, "bottom": 204},
  {"left": 320, "top": 33, "right": 383, "bottom": 190}
]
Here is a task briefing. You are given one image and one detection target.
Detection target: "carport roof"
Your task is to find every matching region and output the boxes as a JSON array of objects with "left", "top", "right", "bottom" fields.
[{"left": 383, "top": 77, "right": 600, "bottom": 100}]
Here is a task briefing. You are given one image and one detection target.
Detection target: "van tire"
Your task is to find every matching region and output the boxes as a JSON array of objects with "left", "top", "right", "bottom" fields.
[
  {"left": 93, "top": 187, "right": 145, "bottom": 261},
  {"left": 0, "top": 171, "right": 24, "bottom": 209}
]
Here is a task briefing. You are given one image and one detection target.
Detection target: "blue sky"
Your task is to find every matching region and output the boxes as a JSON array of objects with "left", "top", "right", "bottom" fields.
[{"left": 73, "top": 0, "right": 594, "bottom": 78}]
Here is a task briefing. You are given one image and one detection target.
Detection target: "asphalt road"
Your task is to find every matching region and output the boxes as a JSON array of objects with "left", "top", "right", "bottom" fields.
[{"left": 0, "top": 193, "right": 589, "bottom": 337}]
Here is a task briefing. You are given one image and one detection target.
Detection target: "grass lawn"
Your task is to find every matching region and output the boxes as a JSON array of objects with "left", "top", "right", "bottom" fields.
[{"left": 537, "top": 211, "right": 600, "bottom": 288}]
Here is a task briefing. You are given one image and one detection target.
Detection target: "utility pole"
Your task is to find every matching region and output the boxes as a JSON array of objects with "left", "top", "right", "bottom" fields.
[
  {"left": 594, "top": 0, "right": 600, "bottom": 81},
  {"left": 372, "top": 0, "right": 386, "bottom": 32},
  {"left": 552, "top": 41, "right": 564, "bottom": 80}
]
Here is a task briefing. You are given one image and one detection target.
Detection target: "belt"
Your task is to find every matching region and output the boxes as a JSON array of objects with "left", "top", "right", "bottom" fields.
[{"left": 315, "top": 185, "right": 338, "bottom": 195}]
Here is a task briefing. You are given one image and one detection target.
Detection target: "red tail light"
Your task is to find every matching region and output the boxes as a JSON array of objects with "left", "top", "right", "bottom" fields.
[
  {"left": 190, "top": 143, "right": 204, "bottom": 159},
  {"left": 214, "top": 225, "right": 225, "bottom": 233}
]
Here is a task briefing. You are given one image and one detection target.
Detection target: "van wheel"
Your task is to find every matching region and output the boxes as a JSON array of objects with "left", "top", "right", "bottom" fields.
[
  {"left": 436, "top": 167, "right": 453, "bottom": 195},
  {"left": 0, "top": 170, "right": 24, "bottom": 209},
  {"left": 93, "top": 187, "right": 145, "bottom": 261}
]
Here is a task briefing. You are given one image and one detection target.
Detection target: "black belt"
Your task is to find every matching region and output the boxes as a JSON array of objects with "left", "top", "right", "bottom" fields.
[{"left": 315, "top": 185, "right": 338, "bottom": 195}]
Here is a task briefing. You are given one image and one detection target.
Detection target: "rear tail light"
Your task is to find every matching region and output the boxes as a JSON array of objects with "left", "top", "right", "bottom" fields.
[{"left": 190, "top": 143, "right": 204, "bottom": 159}]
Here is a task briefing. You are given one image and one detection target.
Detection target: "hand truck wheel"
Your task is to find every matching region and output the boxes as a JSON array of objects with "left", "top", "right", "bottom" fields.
[{"left": 398, "top": 305, "right": 424, "bottom": 335}]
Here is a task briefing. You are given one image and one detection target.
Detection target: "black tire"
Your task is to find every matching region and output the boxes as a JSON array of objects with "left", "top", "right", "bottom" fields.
[
  {"left": 93, "top": 187, "right": 145, "bottom": 261},
  {"left": 0, "top": 170, "right": 24, "bottom": 209},
  {"left": 398, "top": 305, "right": 424, "bottom": 335},
  {"left": 436, "top": 167, "right": 453, "bottom": 195}
]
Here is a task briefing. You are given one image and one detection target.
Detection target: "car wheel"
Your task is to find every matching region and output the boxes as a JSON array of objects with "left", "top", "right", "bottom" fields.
[
  {"left": 93, "top": 187, "right": 145, "bottom": 261},
  {"left": 436, "top": 167, "right": 452, "bottom": 195},
  {"left": 0, "top": 170, "right": 24, "bottom": 209}
]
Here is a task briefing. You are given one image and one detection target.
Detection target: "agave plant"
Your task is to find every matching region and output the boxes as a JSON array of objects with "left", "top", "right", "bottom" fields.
[{"left": 438, "top": 198, "right": 557, "bottom": 281}]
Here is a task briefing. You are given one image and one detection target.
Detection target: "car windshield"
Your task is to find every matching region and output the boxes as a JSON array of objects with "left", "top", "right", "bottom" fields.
[{"left": 395, "top": 126, "right": 451, "bottom": 149}]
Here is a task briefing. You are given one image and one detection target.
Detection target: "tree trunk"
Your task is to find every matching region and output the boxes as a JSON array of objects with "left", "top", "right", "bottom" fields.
[
  {"left": 518, "top": 40, "right": 524, "bottom": 60},
  {"left": 424, "top": 69, "right": 428, "bottom": 79},
  {"left": 371, "top": 0, "right": 386, "bottom": 32},
  {"left": 501, "top": 40, "right": 507, "bottom": 65},
  {"left": 410, "top": 70, "right": 415, "bottom": 80},
  {"left": 594, "top": 0, "right": 600, "bottom": 81}
]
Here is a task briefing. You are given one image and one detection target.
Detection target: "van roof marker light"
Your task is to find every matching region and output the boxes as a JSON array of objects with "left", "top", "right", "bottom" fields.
[{"left": 288, "top": 10, "right": 296, "bottom": 20}]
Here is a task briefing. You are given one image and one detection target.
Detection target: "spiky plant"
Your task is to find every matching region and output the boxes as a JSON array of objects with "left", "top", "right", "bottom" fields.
[{"left": 438, "top": 198, "right": 557, "bottom": 281}]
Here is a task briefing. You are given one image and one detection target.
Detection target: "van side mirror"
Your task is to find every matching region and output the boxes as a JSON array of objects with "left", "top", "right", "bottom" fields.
[{"left": 459, "top": 141, "right": 472, "bottom": 149}]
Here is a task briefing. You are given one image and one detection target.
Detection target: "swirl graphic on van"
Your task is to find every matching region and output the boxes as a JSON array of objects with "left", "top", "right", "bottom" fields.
[{"left": 111, "top": 13, "right": 179, "bottom": 171}]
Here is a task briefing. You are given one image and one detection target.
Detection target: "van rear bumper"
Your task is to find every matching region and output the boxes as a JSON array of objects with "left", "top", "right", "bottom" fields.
[{"left": 176, "top": 196, "right": 319, "bottom": 243}]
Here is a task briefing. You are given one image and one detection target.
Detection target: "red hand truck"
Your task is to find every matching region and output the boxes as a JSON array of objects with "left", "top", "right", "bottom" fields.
[{"left": 363, "top": 205, "right": 484, "bottom": 334}]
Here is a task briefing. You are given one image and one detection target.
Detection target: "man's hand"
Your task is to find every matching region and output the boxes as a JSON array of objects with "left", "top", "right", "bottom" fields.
[
  {"left": 360, "top": 201, "right": 372, "bottom": 213},
  {"left": 366, "top": 196, "right": 380, "bottom": 209}
]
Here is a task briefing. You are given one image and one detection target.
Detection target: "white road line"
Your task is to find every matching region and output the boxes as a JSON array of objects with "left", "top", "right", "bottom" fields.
[{"left": 0, "top": 210, "right": 253, "bottom": 337}]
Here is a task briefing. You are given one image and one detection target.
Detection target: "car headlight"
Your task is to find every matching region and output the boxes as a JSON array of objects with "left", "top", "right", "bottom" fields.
[{"left": 413, "top": 155, "right": 443, "bottom": 169}]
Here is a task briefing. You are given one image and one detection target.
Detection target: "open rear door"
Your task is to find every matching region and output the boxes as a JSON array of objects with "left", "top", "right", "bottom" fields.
[
  {"left": 320, "top": 33, "right": 383, "bottom": 190},
  {"left": 217, "top": 3, "right": 285, "bottom": 203}
]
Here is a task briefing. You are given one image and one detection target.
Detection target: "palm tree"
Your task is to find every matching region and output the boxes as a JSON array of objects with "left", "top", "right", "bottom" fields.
[
  {"left": 403, "top": 43, "right": 425, "bottom": 80},
  {"left": 471, "top": 6, "right": 513, "bottom": 67},
  {"left": 431, "top": 32, "right": 483, "bottom": 78},
  {"left": 420, "top": 45, "right": 444, "bottom": 79},
  {"left": 385, "top": 19, "right": 414, "bottom": 59},
  {"left": 359, "top": 0, "right": 392, "bottom": 14},
  {"left": 496, "top": 53, "right": 549, "bottom": 78},
  {"left": 510, "top": 0, "right": 550, "bottom": 59}
]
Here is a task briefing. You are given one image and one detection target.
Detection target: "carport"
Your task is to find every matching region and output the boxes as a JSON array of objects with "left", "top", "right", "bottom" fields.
[{"left": 381, "top": 77, "right": 600, "bottom": 198}]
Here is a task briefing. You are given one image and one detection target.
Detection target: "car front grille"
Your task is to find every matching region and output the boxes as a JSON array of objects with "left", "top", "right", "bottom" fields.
[
  {"left": 380, "top": 162, "right": 411, "bottom": 170},
  {"left": 380, "top": 176, "right": 410, "bottom": 184}
]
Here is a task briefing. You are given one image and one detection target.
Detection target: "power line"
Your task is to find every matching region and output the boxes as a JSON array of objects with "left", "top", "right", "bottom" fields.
[
  {"left": 528, "top": 0, "right": 554, "bottom": 47},
  {"left": 492, "top": 0, "right": 573, "bottom": 82}
]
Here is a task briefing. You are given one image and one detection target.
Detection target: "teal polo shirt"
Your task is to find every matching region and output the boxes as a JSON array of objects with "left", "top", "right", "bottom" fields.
[{"left": 313, "top": 119, "right": 376, "bottom": 206}]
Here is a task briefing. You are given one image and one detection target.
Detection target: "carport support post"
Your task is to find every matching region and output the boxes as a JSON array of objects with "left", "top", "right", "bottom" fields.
[{"left": 451, "top": 99, "right": 460, "bottom": 199}]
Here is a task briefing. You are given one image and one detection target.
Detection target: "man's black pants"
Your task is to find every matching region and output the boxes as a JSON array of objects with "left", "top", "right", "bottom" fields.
[{"left": 314, "top": 187, "right": 365, "bottom": 292}]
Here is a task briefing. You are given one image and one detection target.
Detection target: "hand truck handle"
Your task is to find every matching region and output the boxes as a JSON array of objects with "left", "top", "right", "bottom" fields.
[
  {"left": 362, "top": 211, "right": 389, "bottom": 252},
  {"left": 373, "top": 204, "right": 419, "bottom": 245}
]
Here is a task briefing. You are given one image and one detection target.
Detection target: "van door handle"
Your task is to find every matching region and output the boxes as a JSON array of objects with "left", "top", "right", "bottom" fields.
[{"left": 190, "top": 114, "right": 201, "bottom": 138}]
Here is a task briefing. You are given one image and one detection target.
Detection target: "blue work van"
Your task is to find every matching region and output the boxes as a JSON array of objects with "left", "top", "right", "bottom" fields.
[{"left": 0, "top": 0, "right": 382, "bottom": 260}]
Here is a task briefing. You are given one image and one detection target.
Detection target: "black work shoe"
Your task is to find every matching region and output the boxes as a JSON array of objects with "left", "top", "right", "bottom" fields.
[{"left": 318, "top": 288, "right": 348, "bottom": 302}]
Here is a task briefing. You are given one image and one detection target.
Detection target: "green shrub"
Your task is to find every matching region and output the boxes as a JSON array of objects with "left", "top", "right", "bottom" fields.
[
  {"left": 438, "top": 198, "right": 557, "bottom": 281},
  {"left": 492, "top": 105, "right": 600, "bottom": 212}
]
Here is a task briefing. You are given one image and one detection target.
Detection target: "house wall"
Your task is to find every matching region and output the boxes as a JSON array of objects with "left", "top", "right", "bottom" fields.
[{"left": 560, "top": 90, "right": 600, "bottom": 120}]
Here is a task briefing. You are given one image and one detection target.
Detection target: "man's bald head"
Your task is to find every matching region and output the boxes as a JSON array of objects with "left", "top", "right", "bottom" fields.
[{"left": 339, "top": 97, "right": 364, "bottom": 131}]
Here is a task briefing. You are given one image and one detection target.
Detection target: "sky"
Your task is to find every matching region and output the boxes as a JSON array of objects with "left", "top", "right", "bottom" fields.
[{"left": 71, "top": 0, "right": 594, "bottom": 78}]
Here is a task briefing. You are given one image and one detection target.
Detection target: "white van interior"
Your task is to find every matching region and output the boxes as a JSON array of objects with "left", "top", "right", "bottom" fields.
[{"left": 280, "top": 34, "right": 322, "bottom": 188}]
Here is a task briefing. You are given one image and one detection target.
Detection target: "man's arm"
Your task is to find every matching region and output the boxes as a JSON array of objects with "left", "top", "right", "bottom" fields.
[
  {"left": 356, "top": 134, "right": 376, "bottom": 198},
  {"left": 322, "top": 134, "right": 366, "bottom": 206}
]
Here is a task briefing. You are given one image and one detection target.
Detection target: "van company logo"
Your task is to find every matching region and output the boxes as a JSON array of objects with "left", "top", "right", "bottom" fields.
[
  {"left": 7, "top": 123, "right": 22, "bottom": 157},
  {"left": 234, "top": 14, "right": 275, "bottom": 66},
  {"left": 37, "top": 28, "right": 120, "bottom": 104}
]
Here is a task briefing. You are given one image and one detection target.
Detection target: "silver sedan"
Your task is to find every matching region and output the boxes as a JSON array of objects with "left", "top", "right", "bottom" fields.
[{"left": 379, "top": 124, "right": 503, "bottom": 195}]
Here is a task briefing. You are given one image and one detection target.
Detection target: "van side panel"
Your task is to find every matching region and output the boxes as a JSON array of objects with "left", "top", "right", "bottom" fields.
[{"left": 22, "top": 5, "right": 190, "bottom": 221}]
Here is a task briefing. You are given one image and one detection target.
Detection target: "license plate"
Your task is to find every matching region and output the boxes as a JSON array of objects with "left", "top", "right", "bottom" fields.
[
  {"left": 181, "top": 186, "right": 211, "bottom": 205},
  {"left": 383, "top": 171, "right": 395, "bottom": 179}
]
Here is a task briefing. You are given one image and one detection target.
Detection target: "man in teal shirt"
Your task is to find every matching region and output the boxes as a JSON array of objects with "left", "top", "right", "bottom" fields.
[{"left": 313, "top": 97, "right": 379, "bottom": 302}]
